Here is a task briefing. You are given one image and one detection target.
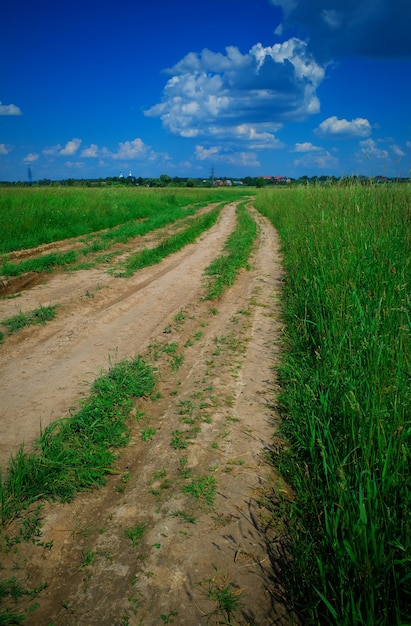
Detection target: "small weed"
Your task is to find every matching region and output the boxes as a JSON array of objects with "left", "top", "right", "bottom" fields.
[
  {"left": 178, "top": 457, "right": 191, "bottom": 479},
  {"left": 182, "top": 475, "right": 216, "bottom": 506},
  {"left": 171, "top": 430, "right": 188, "bottom": 450},
  {"left": 170, "top": 353, "right": 184, "bottom": 370},
  {"left": 125, "top": 523, "right": 146, "bottom": 547},
  {"left": 141, "top": 428, "right": 156, "bottom": 442},
  {"left": 173, "top": 309, "right": 186, "bottom": 324},
  {"left": 172, "top": 511, "right": 197, "bottom": 524},
  {"left": 1, "top": 304, "right": 57, "bottom": 336},
  {"left": 153, "top": 469, "right": 167, "bottom": 480},
  {"left": 199, "top": 567, "right": 243, "bottom": 624},
  {"left": 80, "top": 549, "right": 95, "bottom": 570},
  {"left": 160, "top": 610, "right": 178, "bottom": 623}
]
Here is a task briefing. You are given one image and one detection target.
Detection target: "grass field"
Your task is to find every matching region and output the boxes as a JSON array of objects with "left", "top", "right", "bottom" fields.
[
  {"left": 0, "top": 186, "right": 249, "bottom": 254},
  {"left": 255, "top": 182, "right": 411, "bottom": 625}
]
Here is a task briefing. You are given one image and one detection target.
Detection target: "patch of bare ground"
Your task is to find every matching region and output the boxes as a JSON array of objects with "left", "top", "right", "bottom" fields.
[{"left": 0, "top": 202, "right": 298, "bottom": 625}]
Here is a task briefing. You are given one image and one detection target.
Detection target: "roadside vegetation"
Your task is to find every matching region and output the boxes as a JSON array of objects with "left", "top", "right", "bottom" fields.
[
  {"left": 0, "top": 357, "right": 156, "bottom": 524},
  {"left": 116, "top": 205, "right": 223, "bottom": 277},
  {"left": 0, "top": 305, "right": 57, "bottom": 342},
  {"left": 204, "top": 201, "right": 257, "bottom": 300},
  {"left": 255, "top": 182, "right": 411, "bottom": 625}
]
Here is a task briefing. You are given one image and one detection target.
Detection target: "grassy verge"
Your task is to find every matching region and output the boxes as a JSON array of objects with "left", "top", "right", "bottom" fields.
[
  {"left": 255, "top": 183, "right": 411, "bottom": 625},
  {"left": 0, "top": 356, "right": 156, "bottom": 524},
  {"left": 1, "top": 305, "right": 57, "bottom": 340},
  {"left": 0, "top": 204, "right": 207, "bottom": 279},
  {"left": 116, "top": 205, "right": 222, "bottom": 277},
  {"left": 203, "top": 202, "right": 257, "bottom": 300}
]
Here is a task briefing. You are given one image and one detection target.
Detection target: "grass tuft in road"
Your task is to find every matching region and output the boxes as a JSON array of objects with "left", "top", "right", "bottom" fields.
[
  {"left": 0, "top": 356, "right": 156, "bottom": 524},
  {"left": 204, "top": 202, "right": 257, "bottom": 300}
]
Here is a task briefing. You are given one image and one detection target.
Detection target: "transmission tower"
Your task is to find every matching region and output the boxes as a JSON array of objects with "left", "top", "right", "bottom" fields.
[
  {"left": 210, "top": 165, "right": 215, "bottom": 186},
  {"left": 27, "top": 166, "right": 33, "bottom": 185}
]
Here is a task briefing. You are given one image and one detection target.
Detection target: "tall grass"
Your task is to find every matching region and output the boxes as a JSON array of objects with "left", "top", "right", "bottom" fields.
[
  {"left": 255, "top": 183, "right": 411, "bottom": 625},
  {"left": 0, "top": 187, "right": 248, "bottom": 254}
]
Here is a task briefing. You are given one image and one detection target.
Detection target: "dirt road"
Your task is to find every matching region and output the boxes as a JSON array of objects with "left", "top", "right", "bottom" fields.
[{"left": 0, "top": 201, "right": 296, "bottom": 625}]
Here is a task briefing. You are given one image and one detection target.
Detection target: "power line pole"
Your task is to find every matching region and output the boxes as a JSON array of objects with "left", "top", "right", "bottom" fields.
[{"left": 210, "top": 165, "right": 215, "bottom": 186}]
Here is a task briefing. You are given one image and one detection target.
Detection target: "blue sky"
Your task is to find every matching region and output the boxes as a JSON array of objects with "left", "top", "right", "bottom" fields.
[{"left": 1, "top": 0, "right": 410, "bottom": 181}]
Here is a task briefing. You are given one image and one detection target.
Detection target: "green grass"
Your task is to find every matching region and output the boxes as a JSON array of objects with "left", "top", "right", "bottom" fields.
[
  {"left": 255, "top": 182, "right": 411, "bottom": 625},
  {"left": 0, "top": 356, "right": 156, "bottom": 523},
  {"left": 0, "top": 187, "right": 249, "bottom": 255},
  {"left": 117, "top": 206, "right": 222, "bottom": 277},
  {"left": 181, "top": 475, "right": 217, "bottom": 506},
  {"left": 204, "top": 202, "right": 257, "bottom": 300},
  {"left": 124, "top": 523, "right": 146, "bottom": 547},
  {"left": 1, "top": 305, "right": 57, "bottom": 336}
]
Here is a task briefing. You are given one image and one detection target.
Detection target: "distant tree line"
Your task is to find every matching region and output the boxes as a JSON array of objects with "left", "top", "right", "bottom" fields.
[{"left": 0, "top": 174, "right": 409, "bottom": 188}]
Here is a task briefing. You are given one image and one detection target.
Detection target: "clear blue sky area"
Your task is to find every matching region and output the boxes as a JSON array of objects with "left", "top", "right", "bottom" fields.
[{"left": 1, "top": 0, "right": 410, "bottom": 181}]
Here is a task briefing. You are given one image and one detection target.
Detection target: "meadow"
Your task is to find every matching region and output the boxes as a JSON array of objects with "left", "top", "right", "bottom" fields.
[
  {"left": 0, "top": 183, "right": 409, "bottom": 624},
  {"left": 256, "top": 183, "right": 411, "bottom": 625},
  {"left": 0, "top": 186, "right": 249, "bottom": 254}
]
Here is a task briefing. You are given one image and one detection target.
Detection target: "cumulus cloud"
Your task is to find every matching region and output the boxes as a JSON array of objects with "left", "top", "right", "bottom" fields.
[
  {"left": 81, "top": 144, "right": 99, "bottom": 157},
  {"left": 60, "top": 138, "right": 82, "bottom": 156},
  {"left": 0, "top": 143, "right": 10, "bottom": 155},
  {"left": 294, "top": 151, "right": 339, "bottom": 170},
  {"left": 294, "top": 142, "right": 322, "bottom": 152},
  {"left": 316, "top": 116, "right": 372, "bottom": 137},
  {"left": 145, "top": 39, "right": 325, "bottom": 142},
  {"left": 359, "top": 138, "right": 389, "bottom": 160},
  {"left": 0, "top": 101, "right": 22, "bottom": 115},
  {"left": 23, "top": 153, "right": 39, "bottom": 163},
  {"left": 270, "top": 0, "right": 411, "bottom": 59},
  {"left": 195, "top": 145, "right": 260, "bottom": 168},
  {"left": 105, "top": 138, "right": 148, "bottom": 160}
]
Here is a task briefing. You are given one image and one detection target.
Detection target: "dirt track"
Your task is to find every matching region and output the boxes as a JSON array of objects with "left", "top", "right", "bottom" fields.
[{"left": 0, "top": 201, "right": 297, "bottom": 625}]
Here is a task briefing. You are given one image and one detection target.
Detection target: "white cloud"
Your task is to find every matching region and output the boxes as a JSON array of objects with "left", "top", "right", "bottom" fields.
[
  {"left": 391, "top": 144, "right": 405, "bottom": 158},
  {"left": 146, "top": 38, "right": 326, "bottom": 143},
  {"left": 359, "top": 139, "right": 389, "bottom": 160},
  {"left": 60, "top": 138, "right": 82, "bottom": 156},
  {"left": 294, "top": 151, "right": 339, "bottom": 170},
  {"left": 106, "top": 138, "right": 148, "bottom": 160},
  {"left": 81, "top": 144, "right": 99, "bottom": 157},
  {"left": 65, "top": 161, "right": 83, "bottom": 168},
  {"left": 0, "top": 143, "right": 10, "bottom": 155},
  {"left": 316, "top": 116, "right": 371, "bottom": 137},
  {"left": 194, "top": 145, "right": 260, "bottom": 168},
  {"left": 195, "top": 145, "right": 221, "bottom": 161},
  {"left": 0, "top": 101, "right": 22, "bottom": 116},
  {"left": 294, "top": 142, "right": 322, "bottom": 152},
  {"left": 23, "top": 153, "right": 39, "bottom": 163}
]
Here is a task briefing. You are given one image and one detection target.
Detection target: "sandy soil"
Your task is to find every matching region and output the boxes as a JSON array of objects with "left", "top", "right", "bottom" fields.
[{"left": 0, "top": 201, "right": 297, "bottom": 625}]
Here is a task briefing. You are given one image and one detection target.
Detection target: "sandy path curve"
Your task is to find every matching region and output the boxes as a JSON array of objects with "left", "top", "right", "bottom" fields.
[
  {"left": 0, "top": 203, "right": 237, "bottom": 468},
  {"left": 0, "top": 201, "right": 298, "bottom": 625}
]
